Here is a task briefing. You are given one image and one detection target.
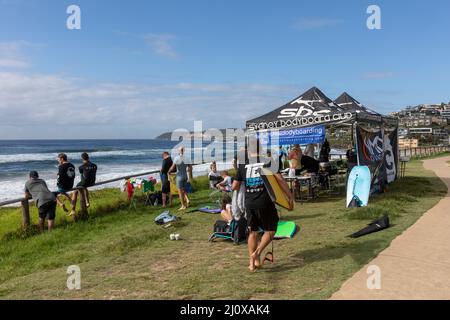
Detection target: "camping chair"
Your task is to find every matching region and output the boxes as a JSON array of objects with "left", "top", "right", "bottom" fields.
[
  {"left": 141, "top": 179, "right": 155, "bottom": 204},
  {"left": 208, "top": 218, "right": 247, "bottom": 245}
]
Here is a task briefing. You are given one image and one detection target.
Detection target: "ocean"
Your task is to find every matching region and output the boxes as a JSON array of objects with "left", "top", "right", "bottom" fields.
[
  {"left": 0, "top": 139, "right": 345, "bottom": 205},
  {"left": 0, "top": 139, "right": 236, "bottom": 204}
]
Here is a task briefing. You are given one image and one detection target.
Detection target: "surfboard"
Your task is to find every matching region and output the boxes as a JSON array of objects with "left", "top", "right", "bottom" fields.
[
  {"left": 274, "top": 221, "right": 297, "bottom": 239},
  {"left": 346, "top": 166, "right": 371, "bottom": 208},
  {"left": 169, "top": 173, "right": 178, "bottom": 195},
  {"left": 259, "top": 167, "right": 292, "bottom": 210}
]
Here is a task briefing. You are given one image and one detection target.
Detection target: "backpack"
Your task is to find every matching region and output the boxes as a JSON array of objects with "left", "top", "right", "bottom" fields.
[
  {"left": 147, "top": 191, "right": 163, "bottom": 206},
  {"left": 154, "top": 211, "right": 179, "bottom": 225},
  {"left": 232, "top": 218, "right": 248, "bottom": 244},
  {"left": 213, "top": 220, "right": 229, "bottom": 233}
]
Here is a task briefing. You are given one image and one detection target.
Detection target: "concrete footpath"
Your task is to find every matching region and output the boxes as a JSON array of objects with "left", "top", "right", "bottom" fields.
[{"left": 331, "top": 156, "right": 450, "bottom": 300}]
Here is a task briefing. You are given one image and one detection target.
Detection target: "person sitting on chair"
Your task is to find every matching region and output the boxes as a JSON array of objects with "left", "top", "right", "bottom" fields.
[{"left": 220, "top": 194, "right": 233, "bottom": 223}]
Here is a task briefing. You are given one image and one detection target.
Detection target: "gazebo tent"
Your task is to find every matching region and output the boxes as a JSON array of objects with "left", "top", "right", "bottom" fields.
[
  {"left": 245, "top": 86, "right": 400, "bottom": 190},
  {"left": 334, "top": 92, "right": 382, "bottom": 123},
  {"left": 246, "top": 87, "right": 354, "bottom": 133}
]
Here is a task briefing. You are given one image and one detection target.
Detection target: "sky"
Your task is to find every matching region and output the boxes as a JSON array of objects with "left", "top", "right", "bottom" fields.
[{"left": 0, "top": 0, "right": 450, "bottom": 139}]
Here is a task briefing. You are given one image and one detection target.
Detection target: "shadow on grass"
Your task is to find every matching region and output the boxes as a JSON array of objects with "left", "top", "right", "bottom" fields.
[
  {"left": 270, "top": 239, "right": 385, "bottom": 274},
  {"left": 281, "top": 213, "right": 326, "bottom": 221}
]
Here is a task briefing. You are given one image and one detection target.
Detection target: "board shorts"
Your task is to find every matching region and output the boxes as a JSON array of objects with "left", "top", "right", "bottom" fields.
[
  {"left": 77, "top": 181, "right": 94, "bottom": 188},
  {"left": 162, "top": 181, "right": 171, "bottom": 194},
  {"left": 57, "top": 187, "right": 71, "bottom": 194},
  {"left": 38, "top": 200, "right": 56, "bottom": 220},
  {"left": 246, "top": 204, "right": 279, "bottom": 232},
  {"left": 176, "top": 176, "right": 188, "bottom": 190}
]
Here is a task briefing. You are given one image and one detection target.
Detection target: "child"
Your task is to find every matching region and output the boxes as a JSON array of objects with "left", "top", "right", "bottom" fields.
[
  {"left": 216, "top": 170, "right": 232, "bottom": 192},
  {"left": 220, "top": 195, "right": 233, "bottom": 223},
  {"left": 208, "top": 161, "right": 222, "bottom": 189}
]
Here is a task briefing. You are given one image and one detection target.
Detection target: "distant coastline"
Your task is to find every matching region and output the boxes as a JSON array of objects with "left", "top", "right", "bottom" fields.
[{"left": 155, "top": 128, "right": 244, "bottom": 141}]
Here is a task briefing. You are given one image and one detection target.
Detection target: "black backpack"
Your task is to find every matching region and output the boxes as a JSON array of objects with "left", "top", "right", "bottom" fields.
[
  {"left": 213, "top": 220, "right": 229, "bottom": 233},
  {"left": 147, "top": 191, "right": 163, "bottom": 206},
  {"left": 232, "top": 218, "right": 248, "bottom": 244}
]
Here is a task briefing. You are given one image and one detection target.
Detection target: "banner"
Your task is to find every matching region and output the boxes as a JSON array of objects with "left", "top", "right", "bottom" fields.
[
  {"left": 258, "top": 125, "right": 326, "bottom": 146},
  {"left": 356, "top": 126, "right": 384, "bottom": 166},
  {"left": 383, "top": 128, "right": 398, "bottom": 183}
]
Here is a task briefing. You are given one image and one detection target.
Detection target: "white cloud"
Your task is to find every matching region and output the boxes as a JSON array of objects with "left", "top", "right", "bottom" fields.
[
  {"left": 292, "top": 18, "right": 343, "bottom": 30},
  {"left": 0, "top": 41, "right": 30, "bottom": 68},
  {"left": 143, "top": 33, "right": 178, "bottom": 59},
  {"left": 0, "top": 71, "right": 298, "bottom": 139}
]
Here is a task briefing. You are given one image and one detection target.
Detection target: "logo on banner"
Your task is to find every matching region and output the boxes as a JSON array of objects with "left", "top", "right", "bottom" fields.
[
  {"left": 357, "top": 127, "right": 384, "bottom": 165},
  {"left": 247, "top": 112, "right": 353, "bottom": 131},
  {"left": 278, "top": 107, "right": 330, "bottom": 119},
  {"left": 384, "top": 130, "right": 398, "bottom": 183}
]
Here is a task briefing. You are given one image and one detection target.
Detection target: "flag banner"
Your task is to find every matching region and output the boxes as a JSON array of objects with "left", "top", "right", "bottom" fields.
[
  {"left": 356, "top": 126, "right": 384, "bottom": 166},
  {"left": 384, "top": 128, "right": 398, "bottom": 183}
]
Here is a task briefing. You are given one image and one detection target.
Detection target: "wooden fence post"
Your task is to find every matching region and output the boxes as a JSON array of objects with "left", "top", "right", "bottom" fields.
[
  {"left": 78, "top": 188, "right": 89, "bottom": 219},
  {"left": 21, "top": 199, "right": 30, "bottom": 230}
]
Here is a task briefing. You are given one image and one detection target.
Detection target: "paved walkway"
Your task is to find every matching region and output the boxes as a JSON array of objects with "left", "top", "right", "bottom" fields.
[{"left": 331, "top": 156, "right": 450, "bottom": 300}]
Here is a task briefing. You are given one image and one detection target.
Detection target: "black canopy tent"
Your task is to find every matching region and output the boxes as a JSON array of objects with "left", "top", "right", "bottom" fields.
[
  {"left": 246, "top": 87, "right": 353, "bottom": 133},
  {"left": 245, "top": 86, "right": 400, "bottom": 185},
  {"left": 246, "top": 87, "right": 397, "bottom": 133}
]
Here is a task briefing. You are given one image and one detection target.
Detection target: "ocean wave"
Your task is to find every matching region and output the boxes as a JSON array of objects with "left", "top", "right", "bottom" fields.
[
  {"left": 0, "top": 149, "right": 166, "bottom": 164},
  {"left": 0, "top": 161, "right": 235, "bottom": 206}
]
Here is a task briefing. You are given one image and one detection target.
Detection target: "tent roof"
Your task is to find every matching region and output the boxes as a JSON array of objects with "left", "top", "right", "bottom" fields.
[
  {"left": 334, "top": 92, "right": 383, "bottom": 121},
  {"left": 246, "top": 87, "right": 354, "bottom": 132}
]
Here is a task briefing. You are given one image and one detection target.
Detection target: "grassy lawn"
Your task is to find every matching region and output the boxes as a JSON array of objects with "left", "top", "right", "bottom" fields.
[{"left": 0, "top": 157, "right": 447, "bottom": 300}]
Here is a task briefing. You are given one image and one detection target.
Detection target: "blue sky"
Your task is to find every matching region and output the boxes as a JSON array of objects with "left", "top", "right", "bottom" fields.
[{"left": 1, "top": 0, "right": 449, "bottom": 139}]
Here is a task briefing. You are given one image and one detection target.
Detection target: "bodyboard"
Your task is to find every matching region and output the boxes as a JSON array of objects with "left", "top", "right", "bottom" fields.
[
  {"left": 274, "top": 220, "right": 297, "bottom": 239},
  {"left": 259, "top": 167, "right": 292, "bottom": 210},
  {"left": 199, "top": 206, "right": 222, "bottom": 214},
  {"left": 169, "top": 173, "right": 178, "bottom": 195},
  {"left": 346, "top": 166, "right": 371, "bottom": 208}
]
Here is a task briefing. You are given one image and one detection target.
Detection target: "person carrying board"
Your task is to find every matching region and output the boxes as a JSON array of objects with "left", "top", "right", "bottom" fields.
[{"left": 233, "top": 142, "right": 293, "bottom": 272}]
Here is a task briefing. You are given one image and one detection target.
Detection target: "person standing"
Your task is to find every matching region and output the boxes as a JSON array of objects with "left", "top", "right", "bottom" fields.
[
  {"left": 304, "top": 143, "right": 316, "bottom": 158},
  {"left": 233, "top": 145, "right": 293, "bottom": 272},
  {"left": 168, "top": 146, "right": 191, "bottom": 211},
  {"left": 160, "top": 151, "right": 173, "bottom": 207},
  {"left": 70, "top": 153, "right": 97, "bottom": 216},
  {"left": 319, "top": 139, "right": 331, "bottom": 162},
  {"left": 278, "top": 146, "right": 287, "bottom": 172},
  {"left": 56, "top": 153, "right": 75, "bottom": 212},
  {"left": 24, "top": 171, "right": 57, "bottom": 232},
  {"left": 346, "top": 144, "right": 358, "bottom": 173},
  {"left": 288, "top": 144, "right": 302, "bottom": 173}
]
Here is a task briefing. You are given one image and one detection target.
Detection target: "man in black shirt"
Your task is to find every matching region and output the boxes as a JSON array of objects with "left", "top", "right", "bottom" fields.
[
  {"left": 56, "top": 153, "right": 76, "bottom": 213},
  {"left": 70, "top": 152, "right": 97, "bottom": 216},
  {"left": 160, "top": 151, "right": 173, "bottom": 207},
  {"left": 233, "top": 147, "right": 293, "bottom": 272}
]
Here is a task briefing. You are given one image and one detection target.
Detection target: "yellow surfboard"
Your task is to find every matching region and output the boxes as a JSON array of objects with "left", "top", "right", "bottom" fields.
[
  {"left": 260, "top": 168, "right": 292, "bottom": 210},
  {"left": 169, "top": 173, "right": 178, "bottom": 195}
]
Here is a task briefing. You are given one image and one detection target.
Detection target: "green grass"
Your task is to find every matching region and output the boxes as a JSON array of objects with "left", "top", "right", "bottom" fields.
[{"left": 0, "top": 159, "right": 447, "bottom": 300}]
